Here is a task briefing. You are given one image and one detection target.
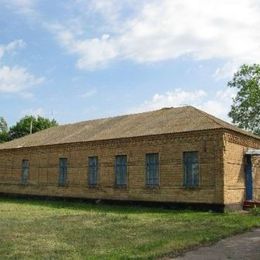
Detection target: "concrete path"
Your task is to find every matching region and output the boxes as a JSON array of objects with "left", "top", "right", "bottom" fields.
[{"left": 173, "top": 228, "right": 260, "bottom": 260}]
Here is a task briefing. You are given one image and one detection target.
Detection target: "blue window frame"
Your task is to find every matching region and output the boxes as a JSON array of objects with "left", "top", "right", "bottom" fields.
[
  {"left": 88, "top": 156, "right": 98, "bottom": 186},
  {"left": 146, "top": 153, "right": 159, "bottom": 187},
  {"left": 115, "top": 155, "right": 127, "bottom": 186},
  {"left": 59, "top": 158, "right": 68, "bottom": 186},
  {"left": 183, "top": 152, "right": 199, "bottom": 187},
  {"left": 21, "top": 159, "right": 29, "bottom": 184}
]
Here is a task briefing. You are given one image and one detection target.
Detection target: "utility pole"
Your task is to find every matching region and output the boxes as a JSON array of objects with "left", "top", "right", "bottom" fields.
[{"left": 30, "top": 119, "right": 33, "bottom": 134}]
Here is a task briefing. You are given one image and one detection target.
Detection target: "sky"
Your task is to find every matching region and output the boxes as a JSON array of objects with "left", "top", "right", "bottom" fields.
[{"left": 0, "top": 0, "right": 260, "bottom": 126}]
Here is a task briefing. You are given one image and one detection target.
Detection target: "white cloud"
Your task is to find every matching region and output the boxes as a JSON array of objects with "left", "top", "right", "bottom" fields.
[
  {"left": 79, "top": 89, "right": 97, "bottom": 98},
  {"left": 21, "top": 107, "right": 45, "bottom": 117},
  {"left": 0, "top": 66, "right": 44, "bottom": 94},
  {"left": 131, "top": 87, "right": 236, "bottom": 121},
  {"left": 0, "top": 39, "right": 26, "bottom": 60},
  {"left": 87, "top": 0, "right": 143, "bottom": 28},
  {"left": 49, "top": 0, "right": 260, "bottom": 70},
  {"left": 213, "top": 62, "right": 240, "bottom": 80},
  {"left": 200, "top": 88, "right": 237, "bottom": 119},
  {"left": 0, "top": 0, "right": 37, "bottom": 15},
  {"left": 132, "top": 89, "right": 207, "bottom": 112},
  {"left": 0, "top": 39, "right": 44, "bottom": 95},
  {"left": 48, "top": 24, "right": 118, "bottom": 70}
]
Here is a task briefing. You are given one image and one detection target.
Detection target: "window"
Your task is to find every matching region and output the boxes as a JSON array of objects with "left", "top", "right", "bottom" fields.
[
  {"left": 21, "top": 159, "right": 29, "bottom": 184},
  {"left": 115, "top": 155, "right": 127, "bottom": 186},
  {"left": 146, "top": 153, "right": 159, "bottom": 187},
  {"left": 59, "top": 158, "right": 68, "bottom": 186},
  {"left": 183, "top": 152, "right": 199, "bottom": 187},
  {"left": 88, "top": 156, "right": 98, "bottom": 186}
]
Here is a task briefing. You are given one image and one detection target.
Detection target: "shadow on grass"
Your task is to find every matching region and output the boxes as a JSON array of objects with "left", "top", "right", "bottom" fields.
[{"left": 0, "top": 195, "right": 217, "bottom": 216}]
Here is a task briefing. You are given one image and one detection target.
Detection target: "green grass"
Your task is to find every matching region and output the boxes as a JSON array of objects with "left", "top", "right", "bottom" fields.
[{"left": 0, "top": 198, "right": 259, "bottom": 259}]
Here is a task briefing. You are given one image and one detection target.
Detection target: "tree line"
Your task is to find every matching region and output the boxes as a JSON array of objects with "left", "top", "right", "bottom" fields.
[{"left": 0, "top": 116, "right": 58, "bottom": 143}]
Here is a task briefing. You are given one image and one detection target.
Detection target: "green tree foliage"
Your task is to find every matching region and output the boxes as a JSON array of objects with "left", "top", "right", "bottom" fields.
[
  {"left": 9, "top": 116, "right": 58, "bottom": 140},
  {"left": 0, "top": 117, "right": 9, "bottom": 143},
  {"left": 228, "top": 64, "right": 260, "bottom": 135}
]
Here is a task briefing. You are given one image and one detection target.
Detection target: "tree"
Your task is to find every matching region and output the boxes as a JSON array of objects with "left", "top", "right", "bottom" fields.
[
  {"left": 228, "top": 64, "right": 260, "bottom": 135},
  {"left": 9, "top": 116, "right": 58, "bottom": 140},
  {"left": 0, "top": 117, "right": 9, "bottom": 143}
]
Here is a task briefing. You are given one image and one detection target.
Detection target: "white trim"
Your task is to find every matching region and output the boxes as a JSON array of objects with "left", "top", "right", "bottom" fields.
[{"left": 246, "top": 149, "right": 260, "bottom": 155}]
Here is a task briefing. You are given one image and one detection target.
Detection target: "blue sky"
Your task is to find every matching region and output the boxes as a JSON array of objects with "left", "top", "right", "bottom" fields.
[{"left": 0, "top": 0, "right": 260, "bottom": 126}]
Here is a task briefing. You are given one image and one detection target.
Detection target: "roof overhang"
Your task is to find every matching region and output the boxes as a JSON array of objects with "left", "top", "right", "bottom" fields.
[{"left": 246, "top": 149, "right": 260, "bottom": 155}]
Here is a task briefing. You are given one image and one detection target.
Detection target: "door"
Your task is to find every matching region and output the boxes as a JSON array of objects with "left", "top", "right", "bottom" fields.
[{"left": 245, "top": 155, "right": 253, "bottom": 200}]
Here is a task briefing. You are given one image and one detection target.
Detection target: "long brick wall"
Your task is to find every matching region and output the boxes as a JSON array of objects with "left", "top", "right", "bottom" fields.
[{"left": 0, "top": 130, "right": 224, "bottom": 206}]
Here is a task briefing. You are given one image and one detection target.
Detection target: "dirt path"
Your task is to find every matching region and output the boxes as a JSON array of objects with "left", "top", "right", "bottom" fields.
[{"left": 173, "top": 228, "right": 260, "bottom": 260}]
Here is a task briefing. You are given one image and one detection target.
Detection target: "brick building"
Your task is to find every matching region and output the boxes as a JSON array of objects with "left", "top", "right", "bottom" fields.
[{"left": 0, "top": 106, "right": 259, "bottom": 211}]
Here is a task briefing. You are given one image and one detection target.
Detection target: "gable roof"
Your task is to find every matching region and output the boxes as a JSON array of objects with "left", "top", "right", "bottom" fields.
[{"left": 0, "top": 106, "right": 259, "bottom": 150}]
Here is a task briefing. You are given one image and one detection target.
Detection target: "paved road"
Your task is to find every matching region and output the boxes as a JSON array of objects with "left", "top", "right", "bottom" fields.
[{"left": 173, "top": 228, "right": 260, "bottom": 260}]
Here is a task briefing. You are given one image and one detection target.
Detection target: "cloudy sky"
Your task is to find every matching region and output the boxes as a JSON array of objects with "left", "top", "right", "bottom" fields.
[{"left": 0, "top": 0, "right": 260, "bottom": 126}]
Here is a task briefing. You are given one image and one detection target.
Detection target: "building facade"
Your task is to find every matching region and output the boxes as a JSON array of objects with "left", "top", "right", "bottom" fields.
[{"left": 0, "top": 107, "right": 259, "bottom": 211}]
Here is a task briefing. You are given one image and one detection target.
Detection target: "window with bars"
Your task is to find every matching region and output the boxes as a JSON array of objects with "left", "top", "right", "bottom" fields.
[
  {"left": 59, "top": 158, "right": 68, "bottom": 186},
  {"left": 21, "top": 159, "right": 29, "bottom": 184},
  {"left": 146, "top": 153, "right": 159, "bottom": 187},
  {"left": 88, "top": 156, "right": 98, "bottom": 186},
  {"left": 183, "top": 152, "right": 199, "bottom": 187},
  {"left": 115, "top": 155, "right": 127, "bottom": 186}
]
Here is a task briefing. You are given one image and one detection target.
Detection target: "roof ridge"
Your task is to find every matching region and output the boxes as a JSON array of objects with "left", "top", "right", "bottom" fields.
[{"left": 58, "top": 106, "right": 185, "bottom": 127}]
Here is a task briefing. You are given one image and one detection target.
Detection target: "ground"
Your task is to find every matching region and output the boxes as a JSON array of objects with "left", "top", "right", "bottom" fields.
[
  {"left": 174, "top": 228, "right": 260, "bottom": 260},
  {"left": 0, "top": 198, "right": 259, "bottom": 259}
]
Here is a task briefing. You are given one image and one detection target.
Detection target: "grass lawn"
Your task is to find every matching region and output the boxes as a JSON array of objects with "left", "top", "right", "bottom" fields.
[{"left": 0, "top": 198, "right": 259, "bottom": 259}]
